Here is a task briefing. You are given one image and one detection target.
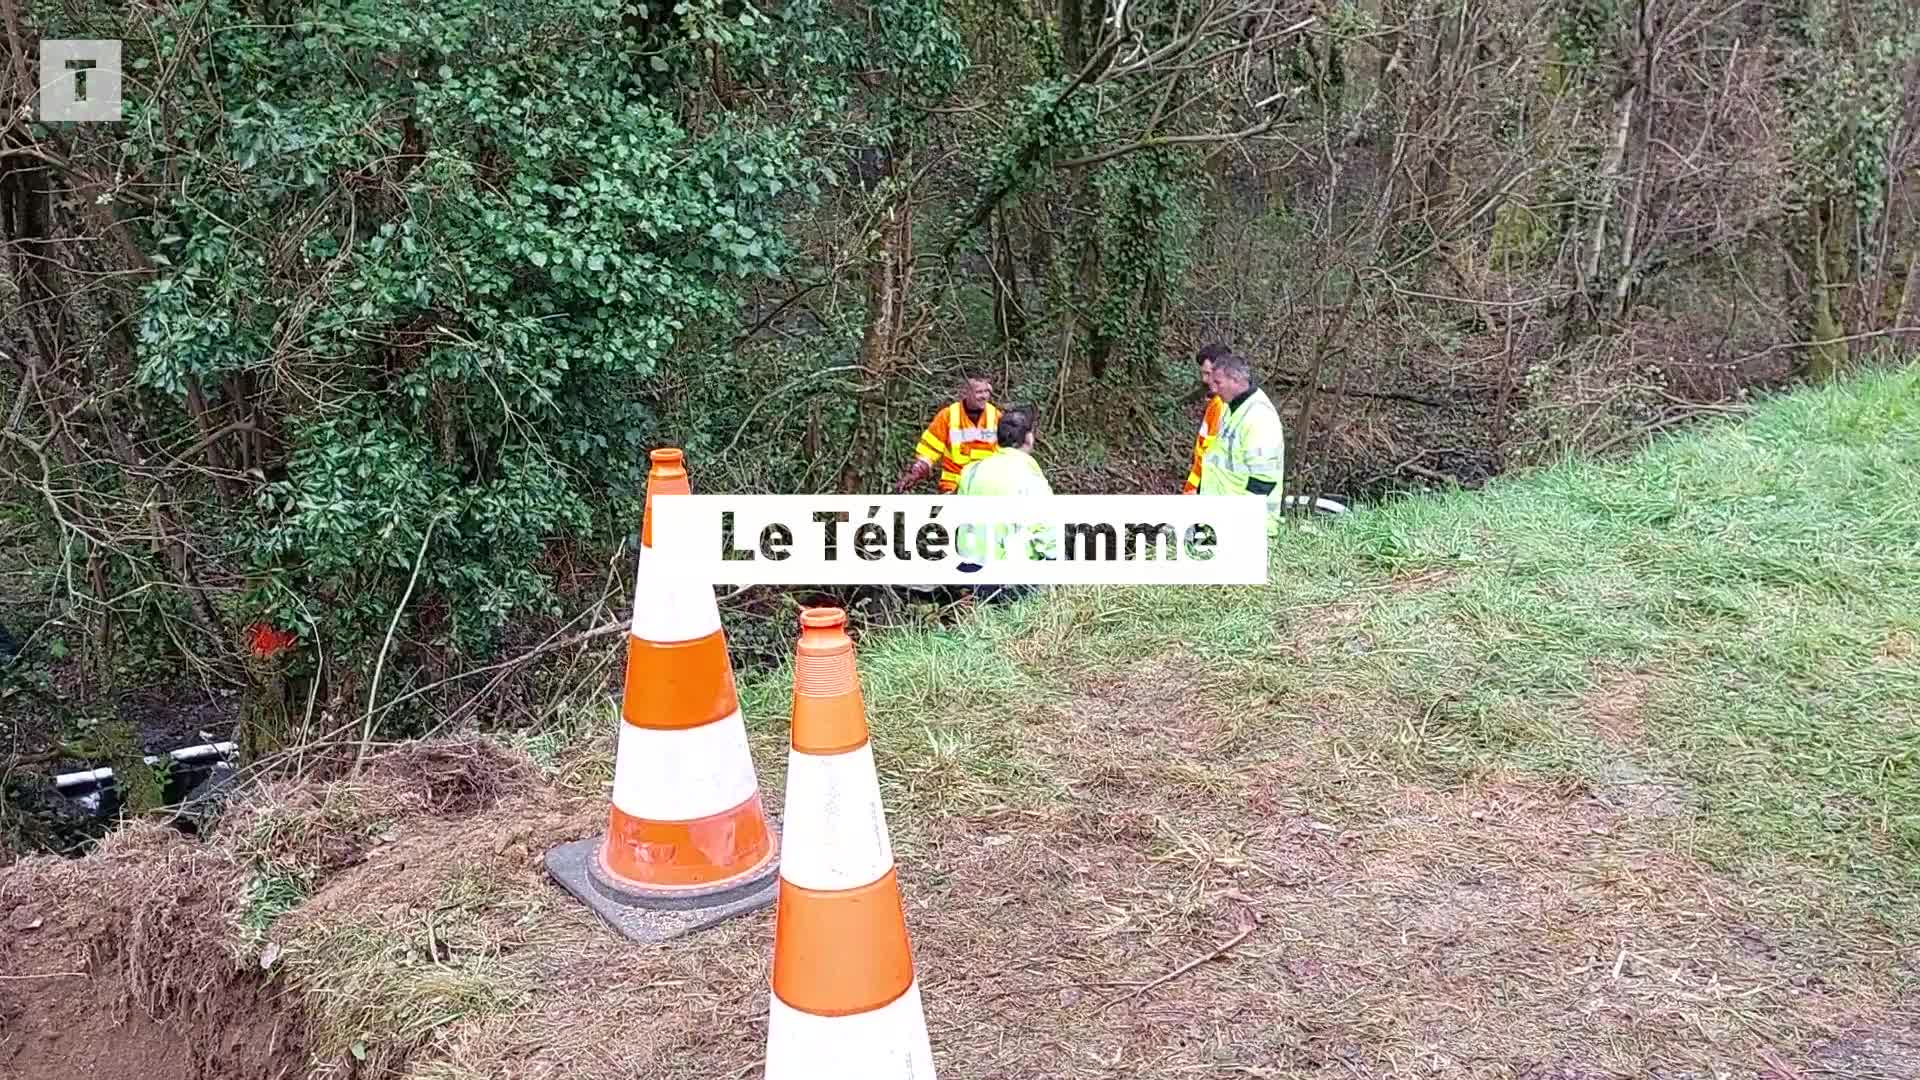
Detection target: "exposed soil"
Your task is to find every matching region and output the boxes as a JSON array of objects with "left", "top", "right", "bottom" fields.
[
  {"left": 1807, "top": 1023, "right": 1920, "bottom": 1080},
  {"left": 0, "top": 827, "right": 306, "bottom": 1080},
  {"left": 118, "top": 687, "right": 240, "bottom": 759},
  {"left": 0, "top": 741, "right": 541, "bottom": 1080}
]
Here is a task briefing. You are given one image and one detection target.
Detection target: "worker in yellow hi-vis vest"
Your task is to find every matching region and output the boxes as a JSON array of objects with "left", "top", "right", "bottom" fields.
[
  {"left": 956, "top": 406, "right": 1051, "bottom": 499},
  {"left": 896, "top": 373, "right": 1001, "bottom": 494},
  {"left": 955, "top": 405, "right": 1051, "bottom": 603},
  {"left": 1183, "top": 344, "right": 1231, "bottom": 493},
  {"left": 1196, "top": 350, "right": 1286, "bottom": 538}
]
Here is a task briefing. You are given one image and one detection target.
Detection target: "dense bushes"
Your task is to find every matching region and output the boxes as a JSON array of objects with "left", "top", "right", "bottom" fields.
[
  {"left": 5, "top": 0, "right": 870, "bottom": 703},
  {"left": 159, "top": 0, "right": 848, "bottom": 652}
]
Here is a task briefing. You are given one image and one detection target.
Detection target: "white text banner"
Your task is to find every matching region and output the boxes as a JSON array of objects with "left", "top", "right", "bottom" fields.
[{"left": 646, "top": 495, "right": 1270, "bottom": 586}]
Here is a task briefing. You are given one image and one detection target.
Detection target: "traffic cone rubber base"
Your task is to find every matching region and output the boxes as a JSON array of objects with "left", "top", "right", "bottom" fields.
[{"left": 544, "top": 823, "right": 781, "bottom": 944}]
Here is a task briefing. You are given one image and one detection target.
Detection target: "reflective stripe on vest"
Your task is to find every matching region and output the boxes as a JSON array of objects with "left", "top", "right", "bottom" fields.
[
  {"left": 1185, "top": 396, "right": 1227, "bottom": 490},
  {"left": 936, "top": 402, "right": 999, "bottom": 492}
]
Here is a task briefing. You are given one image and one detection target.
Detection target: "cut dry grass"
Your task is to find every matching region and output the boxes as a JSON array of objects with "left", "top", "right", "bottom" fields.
[
  {"left": 899, "top": 700, "right": 1909, "bottom": 1079},
  {"left": 280, "top": 908, "right": 534, "bottom": 1077}
]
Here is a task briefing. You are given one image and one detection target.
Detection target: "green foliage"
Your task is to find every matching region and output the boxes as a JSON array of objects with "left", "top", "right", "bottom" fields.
[
  {"left": 240, "top": 864, "right": 312, "bottom": 947},
  {"left": 38, "top": 0, "right": 851, "bottom": 662},
  {"left": 971, "top": 77, "right": 1102, "bottom": 210},
  {"left": 965, "top": 61, "right": 1200, "bottom": 380},
  {"left": 871, "top": 0, "right": 970, "bottom": 127},
  {"left": 1551, "top": 0, "right": 1619, "bottom": 82}
]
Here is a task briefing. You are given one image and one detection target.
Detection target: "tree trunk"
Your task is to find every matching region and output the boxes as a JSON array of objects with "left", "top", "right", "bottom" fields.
[
  {"left": 1580, "top": 83, "right": 1638, "bottom": 318},
  {"left": 990, "top": 206, "right": 1027, "bottom": 379},
  {"left": 1060, "top": 0, "right": 1086, "bottom": 72},
  {"left": 1803, "top": 196, "right": 1849, "bottom": 381},
  {"left": 840, "top": 160, "right": 914, "bottom": 493}
]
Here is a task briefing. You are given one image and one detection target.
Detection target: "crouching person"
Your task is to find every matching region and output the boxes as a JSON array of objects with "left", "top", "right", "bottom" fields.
[{"left": 955, "top": 406, "right": 1053, "bottom": 604}]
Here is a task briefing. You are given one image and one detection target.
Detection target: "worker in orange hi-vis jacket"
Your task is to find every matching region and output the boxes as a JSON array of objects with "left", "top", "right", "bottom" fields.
[
  {"left": 1183, "top": 344, "right": 1232, "bottom": 494},
  {"left": 895, "top": 372, "right": 1001, "bottom": 494}
]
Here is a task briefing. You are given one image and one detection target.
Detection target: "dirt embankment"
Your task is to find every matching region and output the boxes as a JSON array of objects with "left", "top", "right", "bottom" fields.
[
  {"left": 0, "top": 741, "right": 561, "bottom": 1080},
  {"left": 0, "top": 827, "right": 301, "bottom": 1080}
]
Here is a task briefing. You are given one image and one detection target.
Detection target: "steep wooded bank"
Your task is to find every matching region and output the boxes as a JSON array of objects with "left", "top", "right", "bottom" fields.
[{"left": 2, "top": 0, "right": 1917, "bottom": 821}]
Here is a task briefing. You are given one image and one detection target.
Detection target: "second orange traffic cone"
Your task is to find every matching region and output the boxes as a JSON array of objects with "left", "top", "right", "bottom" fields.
[{"left": 763, "top": 607, "right": 935, "bottom": 1078}]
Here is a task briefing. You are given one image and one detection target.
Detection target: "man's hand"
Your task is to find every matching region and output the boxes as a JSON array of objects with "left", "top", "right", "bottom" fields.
[{"left": 896, "top": 459, "right": 932, "bottom": 493}]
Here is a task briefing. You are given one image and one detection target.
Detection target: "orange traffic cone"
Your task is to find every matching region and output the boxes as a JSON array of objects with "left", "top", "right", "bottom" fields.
[
  {"left": 545, "top": 448, "right": 781, "bottom": 943},
  {"left": 763, "top": 607, "right": 935, "bottom": 1078}
]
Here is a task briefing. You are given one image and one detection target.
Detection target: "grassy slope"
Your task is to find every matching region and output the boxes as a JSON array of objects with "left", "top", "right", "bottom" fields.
[{"left": 801, "top": 361, "right": 1920, "bottom": 930}]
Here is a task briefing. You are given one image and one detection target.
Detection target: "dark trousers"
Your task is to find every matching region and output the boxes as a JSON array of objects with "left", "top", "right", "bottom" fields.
[{"left": 954, "top": 562, "right": 1032, "bottom": 604}]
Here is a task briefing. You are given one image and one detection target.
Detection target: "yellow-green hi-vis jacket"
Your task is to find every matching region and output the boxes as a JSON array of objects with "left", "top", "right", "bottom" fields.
[
  {"left": 955, "top": 446, "right": 1056, "bottom": 561},
  {"left": 956, "top": 446, "right": 1052, "bottom": 497},
  {"left": 1197, "top": 388, "right": 1286, "bottom": 537}
]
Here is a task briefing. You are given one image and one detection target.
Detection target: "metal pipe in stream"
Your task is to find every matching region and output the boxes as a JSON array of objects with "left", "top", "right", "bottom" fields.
[
  {"left": 1282, "top": 495, "right": 1350, "bottom": 514},
  {"left": 52, "top": 741, "right": 238, "bottom": 791}
]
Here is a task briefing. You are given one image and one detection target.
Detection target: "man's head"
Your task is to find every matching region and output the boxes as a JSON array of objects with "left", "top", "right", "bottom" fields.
[
  {"left": 1195, "top": 343, "right": 1233, "bottom": 388},
  {"left": 960, "top": 372, "right": 993, "bottom": 412},
  {"left": 997, "top": 406, "right": 1037, "bottom": 451},
  {"left": 1206, "top": 351, "right": 1253, "bottom": 399}
]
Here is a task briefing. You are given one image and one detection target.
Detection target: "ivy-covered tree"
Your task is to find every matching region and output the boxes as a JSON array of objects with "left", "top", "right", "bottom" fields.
[{"left": 1780, "top": 0, "right": 1920, "bottom": 379}]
